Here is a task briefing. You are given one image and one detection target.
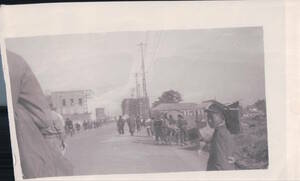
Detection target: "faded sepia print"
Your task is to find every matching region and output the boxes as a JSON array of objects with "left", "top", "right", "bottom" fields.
[{"left": 5, "top": 27, "right": 268, "bottom": 179}]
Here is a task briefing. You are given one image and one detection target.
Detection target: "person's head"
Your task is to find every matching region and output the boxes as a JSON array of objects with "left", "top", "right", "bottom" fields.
[
  {"left": 205, "top": 104, "right": 226, "bottom": 128},
  {"left": 177, "top": 114, "right": 183, "bottom": 120},
  {"left": 206, "top": 111, "right": 225, "bottom": 128}
]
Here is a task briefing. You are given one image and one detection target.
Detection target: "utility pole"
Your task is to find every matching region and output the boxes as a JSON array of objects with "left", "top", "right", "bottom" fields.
[
  {"left": 137, "top": 42, "right": 150, "bottom": 119},
  {"left": 131, "top": 88, "right": 135, "bottom": 98},
  {"left": 138, "top": 42, "right": 148, "bottom": 98},
  {"left": 135, "top": 73, "right": 141, "bottom": 98}
]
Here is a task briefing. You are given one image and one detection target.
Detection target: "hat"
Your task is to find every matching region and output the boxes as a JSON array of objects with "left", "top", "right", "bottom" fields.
[{"left": 204, "top": 100, "right": 228, "bottom": 114}]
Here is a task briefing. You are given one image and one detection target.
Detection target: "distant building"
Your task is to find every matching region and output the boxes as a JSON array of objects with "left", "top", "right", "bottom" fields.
[
  {"left": 48, "top": 90, "right": 92, "bottom": 122},
  {"left": 151, "top": 102, "right": 204, "bottom": 128},
  {"left": 121, "top": 97, "right": 150, "bottom": 120},
  {"left": 95, "top": 107, "right": 106, "bottom": 120}
]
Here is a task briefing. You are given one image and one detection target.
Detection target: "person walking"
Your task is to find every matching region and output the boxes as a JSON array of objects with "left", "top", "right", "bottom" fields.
[
  {"left": 145, "top": 117, "right": 153, "bottom": 136},
  {"left": 117, "top": 116, "right": 125, "bottom": 135},
  {"left": 65, "top": 118, "right": 74, "bottom": 137},
  {"left": 153, "top": 116, "right": 163, "bottom": 144},
  {"left": 135, "top": 116, "right": 142, "bottom": 135},
  {"left": 205, "top": 102, "right": 236, "bottom": 171},
  {"left": 177, "top": 114, "right": 188, "bottom": 146},
  {"left": 168, "top": 115, "right": 177, "bottom": 145},
  {"left": 116, "top": 116, "right": 121, "bottom": 134},
  {"left": 161, "top": 114, "right": 171, "bottom": 144},
  {"left": 120, "top": 117, "right": 125, "bottom": 134},
  {"left": 128, "top": 117, "right": 136, "bottom": 136}
]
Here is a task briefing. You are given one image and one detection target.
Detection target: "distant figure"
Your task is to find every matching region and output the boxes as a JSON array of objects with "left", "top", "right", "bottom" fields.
[
  {"left": 127, "top": 117, "right": 136, "bottom": 136},
  {"left": 141, "top": 118, "right": 146, "bottom": 127},
  {"left": 153, "top": 116, "right": 163, "bottom": 144},
  {"left": 117, "top": 116, "right": 125, "bottom": 135},
  {"left": 75, "top": 123, "right": 81, "bottom": 132},
  {"left": 6, "top": 50, "right": 73, "bottom": 178},
  {"left": 65, "top": 118, "right": 74, "bottom": 137},
  {"left": 83, "top": 120, "right": 88, "bottom": 130},
  {"left": 161, "top": 114, "right": 171, "bottom": 144},
  {"left": 177, "top": 114, "right": 188, "bottom": 146},
  {"left": 168, "top": 115, "right": 176, "bottom": 125},
  {"left": 145, "top": 118, "right": 153, "bottom": 136},
  {"left": 135, "top": 116, "right": 142, "bottom": 134},
  {"left": 168, "top": 115, "right": 177, "bottom": 144},
  {"left": 205, "top": 103, "right": 236, "bottom": 171}
]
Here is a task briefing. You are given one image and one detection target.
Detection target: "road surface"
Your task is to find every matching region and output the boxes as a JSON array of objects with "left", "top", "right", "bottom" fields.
[{"left": 65, "top": 122, "right": 208, "bottom": 176}]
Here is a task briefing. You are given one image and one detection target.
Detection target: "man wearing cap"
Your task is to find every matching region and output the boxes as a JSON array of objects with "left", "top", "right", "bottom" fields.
[{"left": 205, "top": 102, "right": 236, "bottom": 171}]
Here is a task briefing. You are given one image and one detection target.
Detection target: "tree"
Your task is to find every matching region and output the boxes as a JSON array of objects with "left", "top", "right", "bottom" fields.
[
  {"left": 152, "top": 90, "right": 183, "bottom": 108},
  {"left": 254, "top": 99, "right": 266, "bottom": 114}
]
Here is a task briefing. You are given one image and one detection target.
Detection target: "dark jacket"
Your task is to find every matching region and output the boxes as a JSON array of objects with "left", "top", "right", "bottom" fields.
[
  {"left": 206, "top": 125, "right": 235, "bottom": 171},
  {"left": 7, "top": 51, "right": 73, "bottom": 179}
]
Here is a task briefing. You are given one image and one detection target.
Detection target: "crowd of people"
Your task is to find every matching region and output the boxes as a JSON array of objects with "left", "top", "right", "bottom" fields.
[
  {"left": 116, "top": 101, "right": 237, "bottom": 171},
  {"left": 7, "top": 50, "right": 237, "bottom": 178},
  {"left": 116, "top": 115, "right": 144, "bottom": 136},
  {"left": 116, "top": 113, "right": 194, "bottom": 146},
  {"left": 64, "top": 118, "right": 105, "bottom": 137},
  {"left": 150, "top": 114, "right": 190, "bottom": 146}
]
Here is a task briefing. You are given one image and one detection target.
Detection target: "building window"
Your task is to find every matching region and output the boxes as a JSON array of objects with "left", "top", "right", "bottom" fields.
[
  {"left": 79, "top": 98, "right": 82, "bottom": 106},
  {"left": 70, "top": 98, "right": 74, "bottom": 105},
  {"left": 62, "top": 99, "right": 66, "bottom": 106}
]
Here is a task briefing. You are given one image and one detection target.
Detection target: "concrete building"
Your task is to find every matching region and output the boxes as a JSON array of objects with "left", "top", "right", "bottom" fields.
[
  {"left": 49, "top": 90, "right": 92, "bottom": 122},
  {"left": 121, "top": 97, "right": 150, "bottom": 120},
  {"left": 95, "top": 107, "right": 106, "bottom": 120}
]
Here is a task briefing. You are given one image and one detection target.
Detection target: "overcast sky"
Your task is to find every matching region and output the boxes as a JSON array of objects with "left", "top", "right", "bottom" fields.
[{"left": 5, "top": 27, "right": 265, "bottom": 115}]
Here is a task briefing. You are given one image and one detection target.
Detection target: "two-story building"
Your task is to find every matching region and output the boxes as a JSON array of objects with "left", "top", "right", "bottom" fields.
[{"left": 48, "top": 90, "right": 92, "bottom": 122}]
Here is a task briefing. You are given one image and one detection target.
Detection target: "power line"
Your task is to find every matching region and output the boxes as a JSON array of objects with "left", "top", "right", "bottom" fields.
[
  {"left": 151, "top": 30, "right": 164, "bottom": 64},
  {"left": 144, "top": 31, "right": 149, "bottom": 59}
]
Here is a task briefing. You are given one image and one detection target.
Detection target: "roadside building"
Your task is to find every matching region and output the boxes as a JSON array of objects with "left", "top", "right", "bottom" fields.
[
  {"left": 95, "top": 107, "right": 106, "bottom": 120},
  {"left": 48, "top": 90, "right": 92, "bottom": 123},
  {"left": 151, "top": 102, "right": 204, "bottom": 129},
  {"left": 121, "top": 97, "right": 150, "bottom": 120}
]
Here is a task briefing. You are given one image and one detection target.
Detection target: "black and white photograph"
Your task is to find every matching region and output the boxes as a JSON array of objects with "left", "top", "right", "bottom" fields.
[{"left": 4, "top": 27, "right": 268, "bottom": 179}]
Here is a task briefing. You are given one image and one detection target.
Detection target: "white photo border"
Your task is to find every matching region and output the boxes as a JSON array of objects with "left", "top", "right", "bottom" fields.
[{"left": 0, "top": 1, "right": 287, "bottom": 180}]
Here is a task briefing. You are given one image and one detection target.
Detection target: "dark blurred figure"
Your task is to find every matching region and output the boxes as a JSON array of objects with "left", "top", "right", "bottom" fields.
[
  {"left": 65, "top": 118, "right": 74, "bottom": 137},
  {"left": 6, "top": 51, "right": 73, "bottom": 178},
  {"left": 75, "top": 123, "right": 81, "bottom": 133},
  {"left": 145, "top": 118, "right": 153, "bottom": 136},
  {"left": 135, "top": 116, "right": 142, "bottom": 135},
  {"left": 127, "top": 117, "right": 136, "bottom": 136},
  {"left": 117, "top": 116, "right": 125, "bottom": 135},
  {"left": 177, "top": 114, "right": 188, "bottom": 146},
  {"left": 153, "top": 116, "right": 163, "bottom": 144}
]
